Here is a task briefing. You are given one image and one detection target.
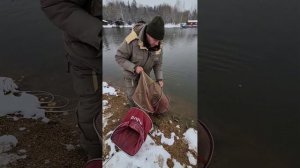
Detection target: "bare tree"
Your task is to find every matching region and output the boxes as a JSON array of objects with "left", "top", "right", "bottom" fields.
[{"left": 103, "top": 1, "right": 197, "bottom": 24}]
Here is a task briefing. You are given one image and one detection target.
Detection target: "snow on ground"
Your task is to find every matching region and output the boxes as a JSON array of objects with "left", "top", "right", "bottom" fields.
[
  {"left": 103, "top": 23, "right": 181, "bottom": 28},
  {"left": 18, "top": 127, "right": 26, "bottom": 131},
  {"left": 102, "top": 82, "right": 198, "bottom": 167},
  {"left": 103, "top": 25, "right": 113, "bottom": 28},
  {"left": 172, "top": 159, "right": 185, "bottom": 168},
  {"left": 103, "top": 24, "right": 133, "bottom": 28},
  {"left": 0, "top": 77, "right": 49, "bottom": 123},
  {"left": 103, "top": 100, "right": 109, "bottom": 110},
  {"left": 186, "top": 151, "right": 197, "bottom": 166},
  {"left": 0, "top": 135, "right": 18, "bottom": 153},
  {"left": 103, "top": 100, "right": 109, "bottom": 106},
  {"left": 151, "top": 129, "right": 178, "bottom": 146},
  {"left": 183, "top": 128, "right": 197, "bottom": 152},
  {"left": 0, "top": 77, "right": 18, "bottom": 94},
  {"left": 0, "top": 135, "right": 27, "bottom": 167},
  {"left": 103, "top": 99, "right": 113, "bottom": 129},
  {"left": 102, "top": 82, "right": 117, "bottom": 129},
  {"left": 104, "top": 131, "right": 116, "bottom": 158},
  {"left": 63, "top": 144, "right": 75, "bottom": 151},
  {"left": 164, "top": 23, "right": 181, "bottom": 28},
  {"left": 103, "top": 82, "right": 118, "bottom": 96},
  {"left": 104, "top": 135, "right": 172, "bottom": 168}
]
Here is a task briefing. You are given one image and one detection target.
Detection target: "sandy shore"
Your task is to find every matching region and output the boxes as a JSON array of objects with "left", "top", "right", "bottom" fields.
[
  {"left": 0, "top": 112, "right": 86, "bottom": 167},
  {"left": 0, "top": 76, "right": 87, "bottom": 167}
]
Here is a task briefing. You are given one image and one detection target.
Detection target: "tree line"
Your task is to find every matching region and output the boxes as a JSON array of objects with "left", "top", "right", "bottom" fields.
[{"left": 103, "top": 0, "right": 197, "bottom": 24}]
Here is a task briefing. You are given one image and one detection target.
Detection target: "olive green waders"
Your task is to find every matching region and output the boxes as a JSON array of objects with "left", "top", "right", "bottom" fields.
[{"left": 124, "top": 77, "right": 139, "bottom": 107}]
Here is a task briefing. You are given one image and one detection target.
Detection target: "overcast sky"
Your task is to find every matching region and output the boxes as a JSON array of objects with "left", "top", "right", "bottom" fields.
[{"left": 103, "top": 0, "right": 197, "bottom": 11}]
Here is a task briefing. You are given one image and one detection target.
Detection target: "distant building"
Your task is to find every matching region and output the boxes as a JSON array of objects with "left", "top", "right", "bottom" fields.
[{"left": 180, "top": 20, "right": 197, "bottom": 28}]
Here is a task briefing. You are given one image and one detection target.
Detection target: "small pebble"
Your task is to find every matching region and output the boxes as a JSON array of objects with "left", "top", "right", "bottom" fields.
[
  {"left": 18, "top": 149, "right": 27, "bottom": 154},
  {"left": 19, "top": 127, "right": 26, "bottom": 131},
  {"left": 44, "top": 159, "right": 50, "bottom": 164}
]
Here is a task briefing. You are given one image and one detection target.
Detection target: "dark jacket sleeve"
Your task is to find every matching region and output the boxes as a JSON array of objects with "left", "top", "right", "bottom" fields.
[{"left": 40, "top": 0, "right": 101, "bottom": 50}]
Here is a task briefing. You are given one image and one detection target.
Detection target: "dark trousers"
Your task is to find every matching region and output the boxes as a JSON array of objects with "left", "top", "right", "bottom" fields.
[{"left": 70, "top": 64, "right": 101, "bottom": 159}]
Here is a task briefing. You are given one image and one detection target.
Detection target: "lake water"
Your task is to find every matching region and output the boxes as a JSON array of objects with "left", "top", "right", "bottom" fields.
[
  {"left": 103, "top": 28, "right": 198, "bottom": 122},
  {"left": 199, "top": 0, "right": 300, "bottom": 167},
  {"left": 0, "top": 0, "right": 74, "bottom": 98}
]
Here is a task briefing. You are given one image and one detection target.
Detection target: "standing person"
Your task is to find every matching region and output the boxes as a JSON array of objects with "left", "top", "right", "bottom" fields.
[
  {"left": 115, "top": 16, "right": 165, "bottom": 107},
  {"left": 40, "top": 0, "right": 102, "bottom": 162}
]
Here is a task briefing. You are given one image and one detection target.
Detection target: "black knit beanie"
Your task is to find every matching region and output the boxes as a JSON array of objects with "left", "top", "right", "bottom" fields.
[{"left": 146, "top": 16, "right": 165, "bottom": 40}]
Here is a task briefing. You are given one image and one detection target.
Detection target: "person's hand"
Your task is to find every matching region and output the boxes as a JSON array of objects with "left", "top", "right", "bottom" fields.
[
  {"left": 135, "top": 66, "right": 144, "bottom": 74},
  {"left": 158, "top": 80, "right": 164, "bottom": 87}
]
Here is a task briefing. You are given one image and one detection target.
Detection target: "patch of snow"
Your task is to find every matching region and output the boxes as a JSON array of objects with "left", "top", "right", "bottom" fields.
[
  {"left": 104, "top": 135, "right": 174, "bottom": 168},
  {"left": 103, "top": 100, "right": 110, "bottom": 110},
  {"left": 13, "top": 117, "right": 19, "bottom": 121},
  {"left": 9, "top": 116, "right": 19, "bottom": 121},
  {"left": 164, "top": 23, "right": 181, "bottom": 28},
  {"left": 0, "top": 77, "right": 49, "bottom": 122},
  {"left": 0, "top": 135, "right": 26, "bottom": 167},
  {"left": 187, "top": 151, "right": 197, "bottom": 166},
  {"left": 103, "top": 24, "right": 133, "bottom": 28},
  {"left": 18, "top": 149, "right": 26, "bottom": 154},
  {"left": 103, "top": 100, "right": 109, "bottom": 106},
  {"left": 102, "top": 99, "right": 113, "bottom": 129},
  {"left": 151, "top": 130, "right": 176, "bottom": 146},
  {"left": 104, "top": 135, "right": 116, "bottom": 159},
  {"left": 103, "top": 23, "right": 181, "bottom": 28},
  {"left": 103, "top": 111, "right": 113, "bottom": 129},
  {"left": 18, "top": 127, "right": 26, "bottom": 131},
  {"left": 103, "top": 25, "right": 113, "bottom": 28},
  {"left": 183, "top": 128, "right": 197, "bottom": 152},
  {"left": 64, "top": 144, "right": 75, "bottom": 151},
  {"left": 0, "top": 135, "right": 18, "bottom": 153},
  {"left": 102, "top": 82, "right": 117, "bottom": 96},
  {"left": 0, "top": 77, "right": 18, "bottom": 94},
  {"left": 41, "top": 117, "right": 50, "bottom": 123},
  {"left": 172, "top": 159, "right": 185, "bottom": 168}
]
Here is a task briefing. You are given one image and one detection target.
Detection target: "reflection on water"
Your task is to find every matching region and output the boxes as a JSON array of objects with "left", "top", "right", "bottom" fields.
[{"left": 103, "top": 28, "right": 198, "bottom": 121}]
